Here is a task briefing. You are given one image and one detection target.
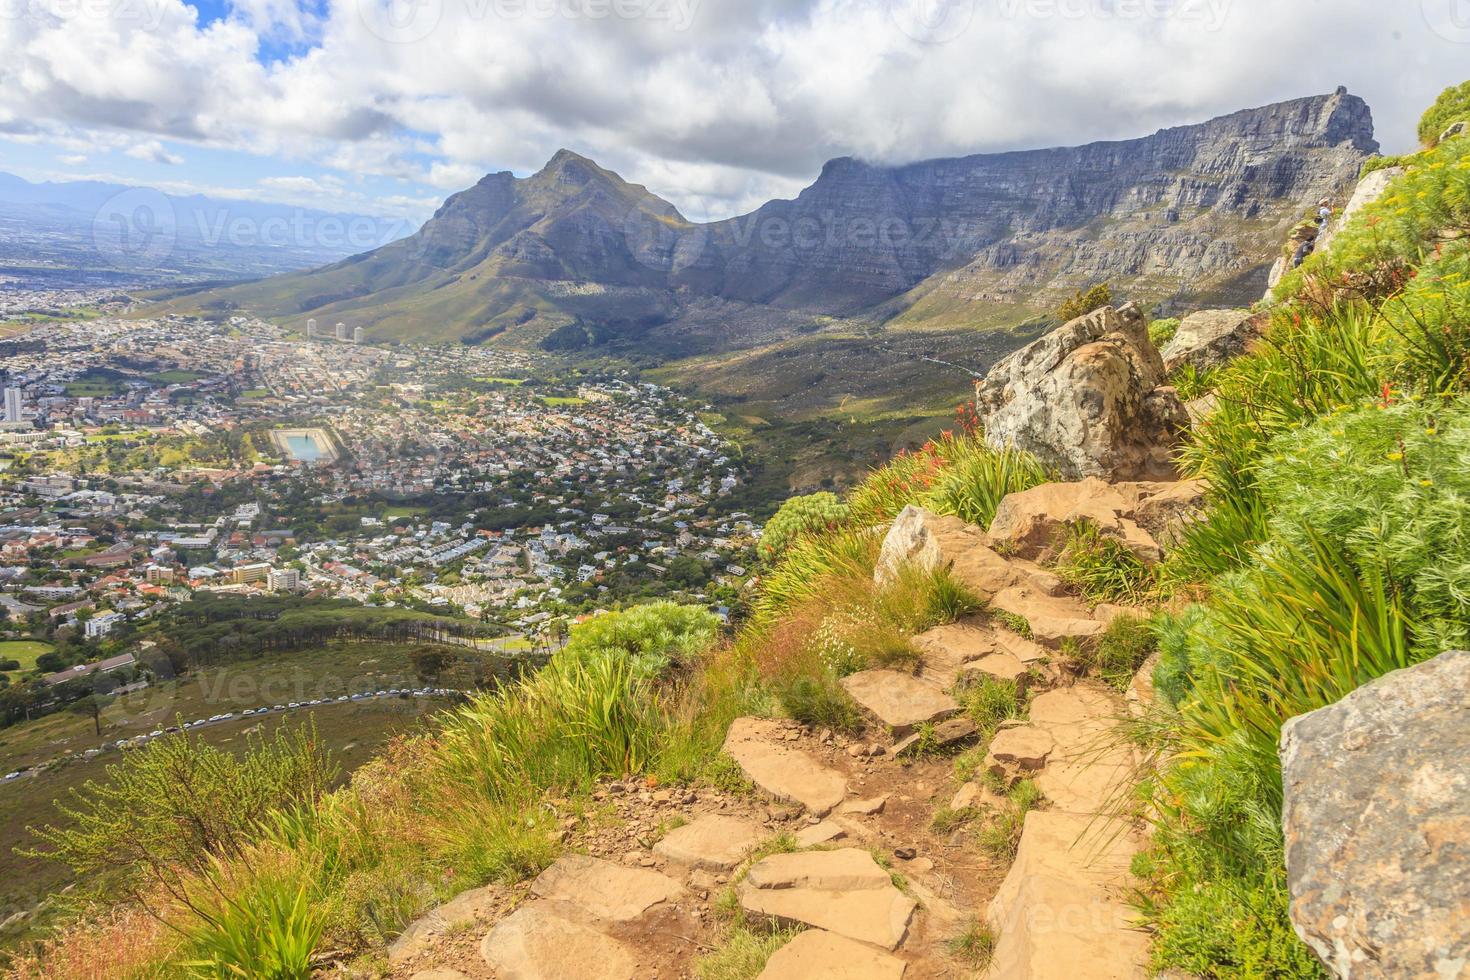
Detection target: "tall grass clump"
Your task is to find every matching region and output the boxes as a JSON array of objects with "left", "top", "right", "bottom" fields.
[{"left": 1142, "top": 88, "right": 1470, "bottom": 974}]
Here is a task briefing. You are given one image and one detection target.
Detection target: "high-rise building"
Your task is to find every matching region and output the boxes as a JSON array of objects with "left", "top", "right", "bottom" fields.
[
  {"left": 306, "top": 318, "right": 317, "bottom": 339},
  {"left": 353, "top": 325, "right": 365, "bottom": 344},
  {"left": 335, "top": 321, "right": 350, "bottom": 341},
  {"left": 3, "top": 387, "right": 21, "bottom": 423},
  {"left": 268, "top": 567, "right": 300, "bottom": 591}
]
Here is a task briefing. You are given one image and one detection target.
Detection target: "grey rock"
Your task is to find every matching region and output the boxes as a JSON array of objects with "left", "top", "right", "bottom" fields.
[
  {"left": 1160, "top": 308, "right": 1268, "bottom": 374},
  {"left": 975, "top": 303, "right": 1185, "bottom": 480},
  {"left": 1280, "top": 649, "right": 1470, "bottom": 979}
]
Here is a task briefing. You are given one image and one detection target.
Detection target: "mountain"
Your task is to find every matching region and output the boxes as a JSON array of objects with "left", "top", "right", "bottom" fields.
[
  {"left": 0, "top": 173, "right": 410, "bottom": 284},
  {"left": 157, "top": 89, "right": 1376, "bottom": 350}
]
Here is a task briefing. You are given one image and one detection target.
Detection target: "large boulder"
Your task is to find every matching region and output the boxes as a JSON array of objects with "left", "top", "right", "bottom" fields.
[
  {"left": 873, "top": 505, "right": 1044, "bottom": 599},
  {"left": 1160, "top": 308, "right": 1269, "bottom": 374},
  {"left": 974, "top": 303, "right": 1186, "bottom": 480},
  {"left": 1315, "top": 165, "right": 1404, "bottom": 255},
  {"left": 1280, "top": 649, "right": 1470, "bottom": 978}
]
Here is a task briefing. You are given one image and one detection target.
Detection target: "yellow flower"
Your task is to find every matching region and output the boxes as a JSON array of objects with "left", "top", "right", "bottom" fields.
[
  {"left": 1421, "top": 479, "right": 1434, "bottom": 487},
  {"left": 1426, "top": 428, "right": 1437, "bottom": 435},
  {"left": 1386, "top": 452, "right": 1404, "bottom": 461}
]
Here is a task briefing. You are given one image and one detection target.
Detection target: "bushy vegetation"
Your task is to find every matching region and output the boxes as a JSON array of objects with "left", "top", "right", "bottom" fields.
[
  {"left": 1147, "top": 316, "right": 1180, "bottom": 349},
  {"left": 1138, "top": 80, "right": 1470, "bottom": 976},
  {"left": 1418, "top": 78, "right": 1470, "bottom": 147},
  {"left": 757, "top": 491, "right": 849, "bottom": 563},
  {"left": 1054, "top": 282, "right": 1113, "bottom": 322}
]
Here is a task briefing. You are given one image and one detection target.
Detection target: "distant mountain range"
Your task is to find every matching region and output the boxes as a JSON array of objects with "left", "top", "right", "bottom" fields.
[
  {"left": 0, "top": 172, "right": 410, "bottom": 285},
  {"left": 155, "top": 89, "right": 1377, "bottom": 353}
]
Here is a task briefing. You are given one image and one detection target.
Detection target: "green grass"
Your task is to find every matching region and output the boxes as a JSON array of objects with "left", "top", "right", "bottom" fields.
[
  {"left": 0, "top": 639, "right": 53, "bottom": 674},
  {"left": 538, "top": 395, "right": 588, "bottom": 407},
  {"left": 945, "top": 917, "right": 998, "bottom": 969}
]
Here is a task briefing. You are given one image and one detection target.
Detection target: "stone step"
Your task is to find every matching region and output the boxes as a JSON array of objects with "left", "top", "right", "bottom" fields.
[
  {"left": 990, "top": 585, "right": 1105, "bottom": 649},
  {"left": 529, "top": 854, "right": 683, "bottom": 921},
  {"left": 653, "top": 814, "right": 763, "bottom": 871},
  {"left": 984, "top": 810, "right": 1148, "bottom": 978},
  {"left": 480, "top": 902, "right": 639, "bottom": 980},
  {"left": 758, "top": 929, "right": 908, "bottom": 979},
  {"left": 985, "top": 684, "right": 1135, "bottom": 813},
  {"left": 839, "top": 669, "right": 959, "bottom": 733},
  {"left": 738, "top": 848, "right": 917, "bottom": 951},
  {"left": 723, "top": 717, "right": 848, "bottom": 816}
]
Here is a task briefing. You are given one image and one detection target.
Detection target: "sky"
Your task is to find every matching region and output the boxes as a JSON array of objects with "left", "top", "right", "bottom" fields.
[{"left": 1, "top": 0, "right": 1468, "bottom": 226}]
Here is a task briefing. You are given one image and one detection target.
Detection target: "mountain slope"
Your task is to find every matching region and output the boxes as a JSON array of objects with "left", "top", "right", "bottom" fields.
[{"left": 158, "top": 90, "right": 1376, "bottom": 347}]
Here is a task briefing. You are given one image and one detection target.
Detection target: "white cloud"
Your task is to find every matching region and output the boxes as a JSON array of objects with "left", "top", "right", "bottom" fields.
[
  {"left": 126, "top": 139, "right": 185, "bottom": 164},
  {"left": 0, "top": 0, "right": 1466, "bottom": 219}
]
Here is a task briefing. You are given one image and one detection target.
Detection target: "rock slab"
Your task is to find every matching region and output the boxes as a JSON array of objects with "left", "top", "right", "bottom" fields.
[
  {"left": 1280, "top": 649, "right": 1470, "bottom": 979},
  {"left": 529, "top": 854, "right": 682, "bottom": 921},
  {"left": 758, "top": 929, "right": 908, "bottom": 979},
  {"left": 840, "top": 669, "right": 958, "bottom": 733},
  {"left": 480, "top": 903, "right": 638, "bottom": 980},
  {"left": 654, "top": 814, "right": 763, "bottom": 871},
  {"left": 739, "top": 848, "right": 916, "bottom": 950},
  {"left": 724, "top": 717, "right": 848, "bottom": 815}
]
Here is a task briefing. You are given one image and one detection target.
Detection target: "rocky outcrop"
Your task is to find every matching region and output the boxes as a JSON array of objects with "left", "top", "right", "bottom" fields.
[
  {"left": 757, "top": 929, "right": 907, "bottom": 979},
  {"left": 974, "top": 303, "right": 1187, "bottom": 480},
  {"left": 1160, "top": 308, "right": 1269, "bottom": 374},
  {"left": 986, "top": 477, "right": 1206, "bottom": 562},
  {"left": 653, "top": 814, "right": 763, "bottom": 871},
  {"left": 1315, "top": 164, "right": 1404, "bottom": 255},
  {"left": 1280, "top": 649, "right": 1470, "bottom": 979}
]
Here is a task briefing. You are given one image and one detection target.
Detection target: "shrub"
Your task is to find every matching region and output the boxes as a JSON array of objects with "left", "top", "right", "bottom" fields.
[
  {"left": 27, "top": 722, "right": 336, "bottom": 901},
  {"left": 696, "top": 924, "right": 803, "bottom": 980},
  {"left": 976, "top": 779, "right": 1042, "bottom": 859},
  {"left": 956, "top": 676, "right": 1021, "bottom": 738},
  {"left": 1148, "top": 317, "right": 1180, "bottom": 349},
  {"left": 776, "top": 673, "right": 860, "bottom": 732},
  {"left": 945, "top": 918, "right": 998, "bottom": 969},
  {"left": 1418, "top": 78, "right": 1470, "bottom": 147},
  {"left": 758, "top": 492, "right": 850, "bottom": 562},
  {"left": 1055, "top": 282, "right": 1113, "bottom": 322},
  {"left": 559, "top": 600, "right": 721, "bottom": 675}
]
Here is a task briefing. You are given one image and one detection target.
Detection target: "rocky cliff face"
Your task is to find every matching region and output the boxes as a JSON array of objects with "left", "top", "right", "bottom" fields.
[{"left": 165, "top": 90, "right": 1376, "bottom": 348}]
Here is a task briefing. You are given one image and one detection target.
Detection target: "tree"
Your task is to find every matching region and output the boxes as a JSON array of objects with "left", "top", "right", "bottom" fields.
[
  {"left": 408, "top": 646, "right": 455, "bottom": 685},
  {"left": 69, "top": 694, "right": 112, "bottom": 736}
]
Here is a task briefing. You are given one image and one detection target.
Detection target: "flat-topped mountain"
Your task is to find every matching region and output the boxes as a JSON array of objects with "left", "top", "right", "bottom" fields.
[{"left": 160, "top": 90, "right": 1376, "bottom": 350}]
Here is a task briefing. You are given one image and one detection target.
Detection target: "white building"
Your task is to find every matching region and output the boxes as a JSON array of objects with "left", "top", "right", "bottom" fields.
[
  {"left": 353, "top": 325, "right": 365, "bottom": 344},
  {"left": 85, "top": 610, "right": 126, "bottom": 639},
  {"left": 3, "top": 387, "right": 21, "bottom": 423},
  {"left": 306, "top": 318, "right": 317, "bottom": 339},
  {"left": 268, "top": 567, "right": 300, "bottom": 591},
  {"left": 335, "top": 321, "right": 350, "bottom": 341}
]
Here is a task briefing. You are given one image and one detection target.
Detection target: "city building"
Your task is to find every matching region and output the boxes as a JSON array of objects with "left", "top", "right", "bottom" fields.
[
  {"left": 231, "top": 562, "right": 271, "bottom": 585},
  {"left": 268, "top": 567, "right": 300, "bottom": 591},
  {"left": 3, "top": 387, "right": 21, "bottom": 423},
  {"left": 84, "top": 610, "right": 126, "bottom": 639},
  {"left": 335, "top": 321, "right": 350, "bottom": 341},
  {"left": 353, "top": 325, "right": 365, "bottom": 344},
  {"left": 43, "top": 651, "right": 136, "bottom": 687},
  {"left": 306, "top": 318, "right": 317, "bottom": 339}
]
